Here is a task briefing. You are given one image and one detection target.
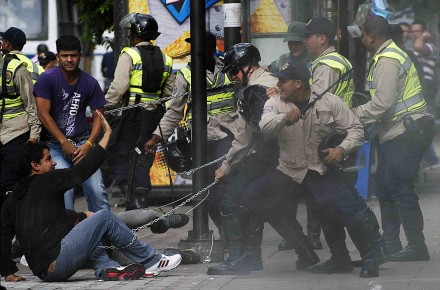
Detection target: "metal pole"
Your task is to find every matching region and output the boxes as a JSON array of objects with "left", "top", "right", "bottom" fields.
[
  {"left": 224, "top": 0, "right": 242, "bottom": 51},
  {"left": 190, "top": 0, "right": 209, "bottom": 241},
  {"left": 242, "top": 0, "right": 250, "bottom": 43},
  {"left": 178, "top": 0, "right": 224, "bottom": 262},
  {"left": 113, "top": 0, "right": 128, "bottom": 62}
]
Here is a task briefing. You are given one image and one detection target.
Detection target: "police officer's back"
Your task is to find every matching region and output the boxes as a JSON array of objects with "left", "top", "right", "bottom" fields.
[{"left": 104, "top": 13, "right": 175, "bottom": 210}]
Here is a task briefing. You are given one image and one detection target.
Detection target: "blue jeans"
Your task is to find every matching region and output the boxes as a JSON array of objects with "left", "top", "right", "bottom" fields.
[
  {"left": 48, "top": 140, "right": 110, "bottom": 212},
  {"left": 40, "top": 210, "right": 162, "bottom": 281}
]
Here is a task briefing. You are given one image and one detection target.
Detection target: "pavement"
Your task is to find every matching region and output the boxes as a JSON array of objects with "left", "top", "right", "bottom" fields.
[{"left": 2, "top": 135, "right": 440, "bottom": 290}]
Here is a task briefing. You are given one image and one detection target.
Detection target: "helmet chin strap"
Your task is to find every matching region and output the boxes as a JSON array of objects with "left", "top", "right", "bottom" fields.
[{"left": 240, "top": 65, "right": 253, "bottom": 87}]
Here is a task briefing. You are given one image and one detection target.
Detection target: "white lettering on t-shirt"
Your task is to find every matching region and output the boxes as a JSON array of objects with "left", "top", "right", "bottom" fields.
[{"left": 66, "top": 92, "right": 81, "bottom": 136}]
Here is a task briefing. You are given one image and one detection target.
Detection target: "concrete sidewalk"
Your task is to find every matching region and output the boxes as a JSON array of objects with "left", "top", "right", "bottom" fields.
[{"left": 2, "top": 178, "right": 440, "bottom": 290}]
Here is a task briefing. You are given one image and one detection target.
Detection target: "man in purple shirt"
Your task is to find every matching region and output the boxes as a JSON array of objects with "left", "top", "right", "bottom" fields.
[{"left": 35, "top": 35, "right": 110, "bottom": 212}]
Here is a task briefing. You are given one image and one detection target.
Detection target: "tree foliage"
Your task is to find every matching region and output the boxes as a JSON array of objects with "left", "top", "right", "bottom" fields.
[{"left": 73, "top": 0, "right": 114, "bottom": 48}]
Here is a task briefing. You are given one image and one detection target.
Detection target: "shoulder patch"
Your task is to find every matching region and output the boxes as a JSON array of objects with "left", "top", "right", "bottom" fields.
[
  {"left": 262, "top": 105, "right": 274, "bottom": 114},
  {"left": 5, "top": 70, "right": 13, "bottom": 83}
]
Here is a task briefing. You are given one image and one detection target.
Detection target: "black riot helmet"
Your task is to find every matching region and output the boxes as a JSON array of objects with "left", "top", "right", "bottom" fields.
[
  {"left": 164, "top": 127, "right": 192, "bottom": 173},
  {"left": 318, "top": 131, "right": 366, "bottom": 172},
  {"left": 235, "top": 84, "right": 269, "bottom": 132},
  {"left": 222, "top": 43, "right": 261, "bottom": 86},
  {"left": 119, "top": 13, "right": 161, "bottom": 40}
]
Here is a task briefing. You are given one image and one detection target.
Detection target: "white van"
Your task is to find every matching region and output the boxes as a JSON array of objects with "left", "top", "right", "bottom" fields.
[{"left": 0, "top": 0, "right": 59, "bottom": 58}]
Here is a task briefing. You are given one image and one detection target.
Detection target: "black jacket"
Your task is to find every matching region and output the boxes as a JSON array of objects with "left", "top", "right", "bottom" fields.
[{"left": 0, "top": 145, "right": 106, "bottom": 278}]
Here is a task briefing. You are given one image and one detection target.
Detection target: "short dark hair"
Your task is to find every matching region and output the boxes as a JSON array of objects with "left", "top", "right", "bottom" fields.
[
  {"left": 391, "top": 24, "right": 404, "bottom": 49},
  {"left": 19, "top": 142, "right": 50, "bottom": 177},
  {"left": 411, "top": 21, "right": 426, "bottom": 31},
  {"left": 363, "top": 15, "right": 391, "bottom": 40},
  {"left": 398, "top": 22, "right": 410, "bottom": 29},
  {"left": 56, "top": 35, "right": 81, "bottom": 53}
]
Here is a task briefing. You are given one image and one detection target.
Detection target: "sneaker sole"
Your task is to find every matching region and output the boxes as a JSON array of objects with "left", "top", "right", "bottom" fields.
[
  {"left": 101, "top": 264, "right": 145, "bottom": 281},
  {"left": 144, "top": 256, "right": 182, "bottom": 278}
]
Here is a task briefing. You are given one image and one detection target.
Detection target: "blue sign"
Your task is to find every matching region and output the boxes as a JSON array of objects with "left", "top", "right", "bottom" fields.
[{"left": 161, "top": 0, "right": 220, "bottom": 24}]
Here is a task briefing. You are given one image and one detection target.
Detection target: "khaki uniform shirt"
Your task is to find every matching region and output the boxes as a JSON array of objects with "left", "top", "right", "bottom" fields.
[
  {"left": 0, "top": 65, "right": 41, "bottom": 144},
  {"left": 304, "top": 92, "right": 364, "bottom": 175},
  {"left": 311, "top": 46, "right": 341, "bottom": 97},
  {"left": 105, "top": 42, "right": 175, "bottom": 110},
  {"left": 259, "top": 96, "right": 308, "bottom": 183},
  {"left": 219, "top": 67, "right": 279, "bottom": 175},
  {"left": 153, "top": 57, "right": 238, "bottom": 141},
  {"left": 353, "top": 39, "right": 430, "bottom": 143}
]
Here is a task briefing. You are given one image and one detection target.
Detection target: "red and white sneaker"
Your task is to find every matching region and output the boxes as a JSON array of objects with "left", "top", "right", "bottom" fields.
[
  {"left": 100, "top": 263, "right": 145, "bottom": 281},
  {"left": 144, "top": 254, "right": 182, "bottom": 277}
]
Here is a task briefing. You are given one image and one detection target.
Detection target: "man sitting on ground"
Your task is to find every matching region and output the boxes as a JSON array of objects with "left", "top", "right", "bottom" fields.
[{"left": 1, "top": 112, "right": 181, "bottom": 282}]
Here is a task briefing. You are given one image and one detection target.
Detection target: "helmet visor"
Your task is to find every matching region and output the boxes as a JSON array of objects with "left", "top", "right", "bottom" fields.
[{"left": 119, "top": 13, "right": 136, "bottom": 29}]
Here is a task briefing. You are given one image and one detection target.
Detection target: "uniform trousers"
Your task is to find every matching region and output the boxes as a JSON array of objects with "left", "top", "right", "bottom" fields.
[{"left": 0, "top": 132, "right": 29, "bottom": 209}]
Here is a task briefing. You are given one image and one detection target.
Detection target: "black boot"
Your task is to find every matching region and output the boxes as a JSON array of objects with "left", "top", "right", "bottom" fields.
[
  {"left": 379, "top": 200, "right": 403, "bottom": 255},
  {"left": 347, "top": 218, "right": 381, "bottom": 278},
  {"left": 149, "top": 213, "right": 190, "bottom": 234},
  {"left": 268, "top": 215, "right": 319, "bottom": 270},
  {"left": 308, "top": 218, "right": 353, "bottom": 274},
  {"left": 306, "top": 201, "right": 323, "bottom": 250},
  {"left": 390, "top": 203, "right": 429, "bottom": 261},
  {"left": 221, "top": 212, "right": 243, "bottom": 262},
  {"left": 207, "top": 207, "right": 263, "bottom": 275},
  {"left": 125, "top": 187, "right": 149, "bottom": 211},
  {"left": 352, "top": 207, "right": 388, "bottom": 267}
]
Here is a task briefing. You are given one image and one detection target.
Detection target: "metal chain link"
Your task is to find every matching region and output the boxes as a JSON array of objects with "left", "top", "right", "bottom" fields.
[
  {"left": 98, "top": 180, "right": 218, "bottom": 250},
  {"left": 178, "top": 154, "right": 226, "bottom": 175},
  {"left": 104, "top": 82, "right": 236, "bottom": 116}
]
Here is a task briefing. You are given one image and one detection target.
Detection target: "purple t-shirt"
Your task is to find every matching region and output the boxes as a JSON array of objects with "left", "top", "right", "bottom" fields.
[{"left": 34, "top": 66, "right": 106, "bottom": 139}]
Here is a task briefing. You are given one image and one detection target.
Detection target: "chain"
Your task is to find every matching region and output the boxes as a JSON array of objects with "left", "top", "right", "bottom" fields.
[
  {"left": 98, "top": 180, "right": 218, "bottom": 250},
  {"left": 104, "top": 82, "right": 236, "bottom": 116},
  {"left": 177, "top": 154, "right": 226, "bottom": 175}
]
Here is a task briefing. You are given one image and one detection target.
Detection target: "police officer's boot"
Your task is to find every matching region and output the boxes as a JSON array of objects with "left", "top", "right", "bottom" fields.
[
  {"left": 390, "top": 203, "right": 429, "bottom": 261},
  {"left": 305, "top": 192, "right": 323, "bottom": 249},
  {"left": 221, "top": 212, "right": 243, "bottom": 261},
  {"left": 352, "top": 207, "right": 388, "bottom": 267},
  {"left": 278, "top": 197, "right": 297, "bottom": 251},
  {"left": 268, "top": 215, "right": 320, "bottom": 270},
  {"left": 347, "top": 218, "right": 381, "bottom": 278},
  {"left": 379, "top": 200, "right": 403, "bottom": 255},
  {"left": 125, "top": 187, "right": 150, "bottom": 211},
  {"left": 207, "top": 207, "right": 263, "bottom": 275},
  {"left": 307, "top": 220, "right": 323, "bottom": 250},
  {"left": 307, "top": 219, "right": 353, "bottom": 274}
]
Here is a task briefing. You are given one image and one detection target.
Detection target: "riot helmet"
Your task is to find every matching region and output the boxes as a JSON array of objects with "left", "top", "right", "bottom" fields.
[
  {"left": 235, "top": 84, "right": 269, "bottom": 132},
  {"left": 318, "top": 131, "right": 366, "bottom": 172},
  {"left": 119, "top": 13, "right": 161, "bottom": 40},
  {"left": 164, "top": 127, "right": 192, "bottom": 173},
  {"left": 222, "top": 43, "right": 261, "bottom": 86}
]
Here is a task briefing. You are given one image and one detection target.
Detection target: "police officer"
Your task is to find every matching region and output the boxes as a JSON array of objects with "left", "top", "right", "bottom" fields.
[
  {"left": 267, "top": 21, "right": 322, "bottom": 250},
  {"left": 276, "top": 60, "right": 382, "bottom": 278},
  {"left": 0, "top": 27, "right": 44, "bottom": 84},
  {"left": 207, "top": 44, "right": 319, "bottom": 275},
  {"left": 304, "top": 17, "right": 386, "bottom": 265},
  {"left": 353, "top": 15, "right": 433, "bottom": 262},
  {"left": 268, "top": 21, "right": 315, "bottom": 73},
  {"left": 105, "top": 13, "right": 175, "bottom": 210},
  {"left": 0, "top": 51, "right": 41, "bottom": 209},
  {"left": 304, "top": 17, "right": 354, "bottom": 108},
  {"left": 145, "top": 31, "right": 236, "bottom": 229}
]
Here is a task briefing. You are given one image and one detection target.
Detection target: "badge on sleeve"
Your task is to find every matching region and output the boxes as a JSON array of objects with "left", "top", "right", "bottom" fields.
[{"left": 5, "top": 70, "right": 13, "bottom": 83}]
